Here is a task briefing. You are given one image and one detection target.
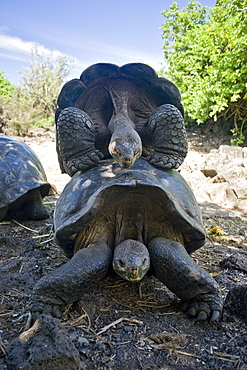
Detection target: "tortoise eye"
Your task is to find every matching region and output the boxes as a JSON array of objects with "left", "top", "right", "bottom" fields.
[
  {"left": 118, "top": 259, "right": 125, "bottom": 268},
  {"left": 142, "top": 258, "right": 147, "bottom": 267}
]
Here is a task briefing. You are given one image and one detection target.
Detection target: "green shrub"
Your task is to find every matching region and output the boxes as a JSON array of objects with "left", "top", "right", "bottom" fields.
[
  {"left": 161, "top": 0, "right": 247, "bottom": 143},
  {"left": 0, "top": 45, "right": 73, "bottom": 135}
]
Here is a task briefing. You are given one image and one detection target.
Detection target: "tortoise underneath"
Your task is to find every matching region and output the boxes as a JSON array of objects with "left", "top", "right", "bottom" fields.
[{"left": 30, "top": 159, "right": 222, "bottom": 321}]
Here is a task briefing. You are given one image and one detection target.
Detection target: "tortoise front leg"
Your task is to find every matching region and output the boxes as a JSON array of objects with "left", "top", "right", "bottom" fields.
[
  {"left": 29, "top": 242, "right": 112, "bottom": 318},
  {"left": 56, "top": 107, "right": 104, "bottom": 176},
  {"left": 146, "top": 104, "right": 188, "bottom": 169},
  {"left": 148, "top": 237, "right": 223, "bottom": 321},
  {"left": 23, "top": 189, "right": 49, "bottom": 220},
  {"left": 0, "top": 206, "right": 8, "bottom": 222}
]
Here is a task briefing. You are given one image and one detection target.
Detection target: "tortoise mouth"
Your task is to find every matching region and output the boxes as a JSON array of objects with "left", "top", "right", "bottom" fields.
[
  {"left": 114, "top": 269, "right": 147, "bottom": 282},
  {"left": 121, "top": 160, "right": 135, "bottom": 168},
  {"left": 110, "top": 150, "right": 137, "bottom": 169},
  {"left": 127, "top": 277, "right": 143, "bottom": 282}
]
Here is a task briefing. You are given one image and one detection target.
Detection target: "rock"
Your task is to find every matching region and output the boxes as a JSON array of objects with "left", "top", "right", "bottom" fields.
[
  {"left": 180, "top": 144, "right": 247, "bottom": 212},
  {"left": 6, "top": 314, "right": 80, "bottom": 370},
  {"left": 223, "top": 285, "right": 247, "bottom": 322},
  {"left": 219, "top": 145, "right": 245, "bottom": 159},
  {"left": 220, "top": 251, "right": 247, "bottom": 273}
]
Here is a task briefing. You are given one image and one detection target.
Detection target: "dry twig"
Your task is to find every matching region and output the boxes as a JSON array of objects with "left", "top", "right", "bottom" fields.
[
  {"left": 97, "top": 317, "right": 143, "bottom": 335},
  {"left": 0, "top": 336, "right": 6, "bottom": 355},
  {"left": 63, "top": 306, "right": 91, "bottom": 330},
  {"left": 213, "top": 352, "right": 240, "bottom": 362},
  {"left": 12, "top": 219, "right": 39, "bottom": 233}
]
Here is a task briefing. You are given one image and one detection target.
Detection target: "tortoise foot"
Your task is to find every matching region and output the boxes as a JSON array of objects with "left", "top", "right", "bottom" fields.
[
  {"left": 29, "top": 301, "right": 64, "bottom": 320},
  {"left": 66, "top": 149, "right": 104, "bottom": 175},
  {"left": 147, "top": 104, "right": 188, "bottom": 169},
  {"left": 146, "top": 151, "right": 184, "bottom": 170},
  {"left": 23, "top": 190, "right": 49, "bottom": 220},
  {"left": 24, "top": 203, "right": 49, "bottom": 220},
  {"left": 56, "top": 107, "right": 104, "bottom": 175},
  {"left": 180, "top": 292, "right": 223, "bottom": 322}
]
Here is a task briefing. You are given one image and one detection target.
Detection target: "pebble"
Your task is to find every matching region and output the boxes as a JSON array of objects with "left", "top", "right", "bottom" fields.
[{"left": 78, "top": 337, "right": 90, "bottom": 346}]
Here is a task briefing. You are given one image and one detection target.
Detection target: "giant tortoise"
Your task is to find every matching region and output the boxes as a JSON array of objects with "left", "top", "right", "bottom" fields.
[
  {"left": 55, "top": 63, "right": 188, "bottom": 176},
  {"left": 30, "top": 158, "right": 222, "bottom": 321},
  {"left": 0, "top": 135, "right": 50, "bottom": 221}
]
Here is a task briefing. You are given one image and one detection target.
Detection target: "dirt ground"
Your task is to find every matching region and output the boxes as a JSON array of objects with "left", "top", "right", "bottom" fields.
[{"left": 0, "top": 128, "right": 247, "bottom": 370}]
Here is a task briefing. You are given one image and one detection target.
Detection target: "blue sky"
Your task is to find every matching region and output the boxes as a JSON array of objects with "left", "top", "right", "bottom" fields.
[{"left": 1, "top": 0, "right": 216, "bottom": 85}]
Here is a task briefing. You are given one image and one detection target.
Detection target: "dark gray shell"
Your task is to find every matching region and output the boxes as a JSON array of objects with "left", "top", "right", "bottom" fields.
[
  {"left": 0, "top": 135, "right": 50, "bottom": 209},
  {"left": 54, "top": 158, "right": 205, "bottom": 258},
  {"left": 56, "top": 63, "right": 184, "bottom": 124}
]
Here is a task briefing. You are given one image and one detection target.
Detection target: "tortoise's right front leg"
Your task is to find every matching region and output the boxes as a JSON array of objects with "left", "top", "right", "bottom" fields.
[
  {"left": 29, "top": 243, "right": 112, "bottom": 319},
  {"left": 56, "top": 107, "right": 104, "bottom": 176}
]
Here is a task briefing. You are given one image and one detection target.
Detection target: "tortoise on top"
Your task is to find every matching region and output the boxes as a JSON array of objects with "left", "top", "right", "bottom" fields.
[
  {"left": 30, "top": 159, "right": 222, "bottom": 321},
  {"left": 0, "top": 135, "right": 50, "bottom": 221},
  {"left": 55, "top": 63, "right": 188, "bottom": 176}
]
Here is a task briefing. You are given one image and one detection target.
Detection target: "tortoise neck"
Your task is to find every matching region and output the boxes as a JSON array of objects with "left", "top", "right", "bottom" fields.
[{"left": 107, "top": 84, "right": 136, "bottom": 134}]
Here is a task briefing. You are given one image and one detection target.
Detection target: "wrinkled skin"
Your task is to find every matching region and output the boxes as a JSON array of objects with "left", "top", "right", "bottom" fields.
[{"left": 113, "top": 240, "right": 150, "bottom": 281}]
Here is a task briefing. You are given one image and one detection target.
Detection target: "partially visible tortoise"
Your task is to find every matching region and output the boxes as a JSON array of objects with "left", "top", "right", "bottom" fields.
[
  {"left": 30, "top": 158, "right": 222, "bottom": 321},
  {"left": 0, "top": 135, "right": 51, "bottom": 221},
  {"left": 55, "top": 62, "right": 188, "bottom": 176}
]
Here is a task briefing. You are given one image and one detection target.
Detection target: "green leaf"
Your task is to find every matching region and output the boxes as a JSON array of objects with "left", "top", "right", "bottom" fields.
[{"left": 160, "top": 0, "right": 247, "bottom": 136}]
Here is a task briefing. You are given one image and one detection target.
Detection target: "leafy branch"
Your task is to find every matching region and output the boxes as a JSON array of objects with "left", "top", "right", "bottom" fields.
[{"left": 160, "top": 0, "right": 247, "bottom": 144}]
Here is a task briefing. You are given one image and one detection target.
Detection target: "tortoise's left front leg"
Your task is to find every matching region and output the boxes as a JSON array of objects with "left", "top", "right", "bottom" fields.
[
  {"left": 146, "top": 104, "right": 188, "bottom": 169},
  {"left": 148, "top": 237, "right": 223, "bottom": 321},
  {"left": 29, "top": 242, "right": 112, "bottom": 319}
]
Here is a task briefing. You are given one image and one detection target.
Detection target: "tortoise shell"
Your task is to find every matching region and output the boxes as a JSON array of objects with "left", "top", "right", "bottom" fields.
[
  {"left": 0, "top": 135, "right": 50, "bottom": 210},
  {"left": 56, "top": 63, "right": 184, "bottom": 126},
  {"left": 54, "top": 158, "right": 205, "bottom": 258}
]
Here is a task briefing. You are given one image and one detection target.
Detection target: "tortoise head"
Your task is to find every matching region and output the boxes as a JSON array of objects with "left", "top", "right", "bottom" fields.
[
  {"left": 113, "top": 239, "right": 150, "bottom": 282},
  {"left": 108, "top": 128, "right": 142, "bottom": 168}
]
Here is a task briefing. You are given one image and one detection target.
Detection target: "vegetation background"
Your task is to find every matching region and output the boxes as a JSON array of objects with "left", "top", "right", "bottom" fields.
[{"left": 0, "top": 0, "right": 246, "bottom": 145}]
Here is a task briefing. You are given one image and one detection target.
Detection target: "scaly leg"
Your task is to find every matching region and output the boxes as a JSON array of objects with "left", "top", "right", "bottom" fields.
[
  {"left": 146, "top": 104, "right": 188, "bottom": 169},
  {"left": 148, "top": 237, "right": 223, "bottom": 321},
  {"left": 23, "top": 189, "right": 49, "bottom": 220},
  {"left": 56, "top": 107, "right": 104, "bottom": 176},
  {"left": 29, "top": 242, "right": 112, "bottom": 319}
]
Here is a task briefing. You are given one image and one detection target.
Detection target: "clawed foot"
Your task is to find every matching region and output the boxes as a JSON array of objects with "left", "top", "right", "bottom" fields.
[
  {"left": 66, "top": 149, "right": 104, "bottom": 176},
  {"left": 180, "top": 293, "right": 223, "bottom": 322},
  {"left": 146, "top": 151, "right": 184, "bottom": 170}
]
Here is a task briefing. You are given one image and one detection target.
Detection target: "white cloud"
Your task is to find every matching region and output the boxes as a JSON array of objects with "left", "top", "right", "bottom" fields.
[
  {"left": 36, "top": 30, "right": 164, "bottom": 72},
  {"left": 0, "top": 51, "right": 27, "bottom": 62},
  {"left": 0, "top": 33, "right": 35, "bottom": 55},
  {"left": 0, "top": 32, "right": 77, "bottom": 63},
  {"left": 0, "top": 30, "right": 165, "bottom": 84},
  {"left": 74, "top": 40, "right": 161, "bottom": 70}
]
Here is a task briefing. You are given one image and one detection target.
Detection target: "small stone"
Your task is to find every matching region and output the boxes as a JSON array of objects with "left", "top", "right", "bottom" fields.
[{"left": 78, "top": 337, "right": 90, "bottom": 346}]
